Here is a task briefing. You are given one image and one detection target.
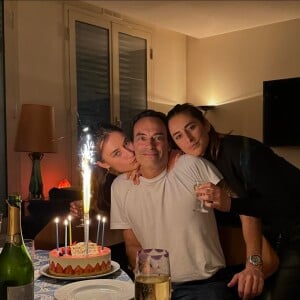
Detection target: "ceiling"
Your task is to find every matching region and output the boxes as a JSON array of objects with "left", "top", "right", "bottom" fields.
[{"left": 85, "top": 1, "right": 300, "bottom": 39}]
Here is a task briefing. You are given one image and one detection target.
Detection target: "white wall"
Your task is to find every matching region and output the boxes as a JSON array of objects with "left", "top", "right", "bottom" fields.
[{"left": 187, "top": 19, "right": 300, "bottom": 168}]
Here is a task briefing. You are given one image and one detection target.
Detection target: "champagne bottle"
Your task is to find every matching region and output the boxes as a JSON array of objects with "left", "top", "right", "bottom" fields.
[{"left": 0, "top": 195, "right": 34, "bottom": 300}]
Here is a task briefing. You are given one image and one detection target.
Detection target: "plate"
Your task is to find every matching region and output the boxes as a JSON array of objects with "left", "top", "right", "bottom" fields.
[
  {"left": 39, "top": 261, "right": 120, "bottom": 280},
  {"left": 54, "top": 279, "right": 134, "bottom": 300}
]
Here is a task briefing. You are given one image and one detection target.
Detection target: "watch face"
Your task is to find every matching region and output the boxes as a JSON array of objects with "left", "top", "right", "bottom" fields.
[{"left": 250, "top": 255, "right": 263, "bottom": 265}]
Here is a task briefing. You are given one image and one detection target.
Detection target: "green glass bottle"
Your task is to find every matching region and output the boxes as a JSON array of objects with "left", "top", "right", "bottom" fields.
[{"left": 0, "top": 195, "right": 34, "bottom": 299}]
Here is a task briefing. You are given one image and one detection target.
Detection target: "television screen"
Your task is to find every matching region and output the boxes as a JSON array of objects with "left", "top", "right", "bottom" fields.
[{"left": 263, "top": 77, "right": 300, "bottom": 147}]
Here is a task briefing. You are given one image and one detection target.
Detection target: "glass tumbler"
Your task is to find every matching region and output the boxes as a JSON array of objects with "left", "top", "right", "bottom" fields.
[{"left": 135, "top": 248, "right": 171, "bottom": 300}]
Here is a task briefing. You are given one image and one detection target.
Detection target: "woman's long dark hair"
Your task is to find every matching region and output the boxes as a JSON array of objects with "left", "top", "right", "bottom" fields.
[
  {"left": 88, "top": 123, "right": 123, "bottom": 214},
  {"left": 90, "top": 166, "right": 116, "bottom": 214},
  {"left": 167, "top": 103, "right": 222, "bottom": 161}
]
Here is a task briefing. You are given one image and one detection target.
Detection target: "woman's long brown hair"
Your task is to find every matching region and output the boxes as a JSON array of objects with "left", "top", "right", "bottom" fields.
[{"left": 88, "top": 123, "right": 123, "bottom": 214}]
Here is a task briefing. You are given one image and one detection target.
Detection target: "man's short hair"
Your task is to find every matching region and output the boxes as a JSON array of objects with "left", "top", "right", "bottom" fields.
[{"left": 131, "top": 109, "right": 171, "bottom": 141}]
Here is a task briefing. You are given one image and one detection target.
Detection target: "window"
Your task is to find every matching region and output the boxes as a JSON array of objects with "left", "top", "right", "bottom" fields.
[
  {"left": 75, "top": 21, "right": 110, "bottom": 132},
  {"left": 112, "top": 23, "right": 150, "bottom": 136},
  {"left": 66, "top": 6, "right": 152, "bottom": 183}
]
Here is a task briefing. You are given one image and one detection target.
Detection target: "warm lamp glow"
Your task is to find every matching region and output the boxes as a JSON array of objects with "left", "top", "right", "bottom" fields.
[{"left": 58, "top": 178, "right": 71, "bottom": 189}]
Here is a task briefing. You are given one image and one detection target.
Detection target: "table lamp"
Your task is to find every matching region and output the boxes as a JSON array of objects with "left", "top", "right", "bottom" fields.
[{"left": 15, "top": 104, "right": 57, "bottom": 200}]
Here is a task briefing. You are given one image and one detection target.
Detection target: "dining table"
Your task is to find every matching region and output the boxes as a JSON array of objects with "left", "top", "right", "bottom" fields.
[{"left": 32, "top": 249, "right": 132, "bottom": 299}]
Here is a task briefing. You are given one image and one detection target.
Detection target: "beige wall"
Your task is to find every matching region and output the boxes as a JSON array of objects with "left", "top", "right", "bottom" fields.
[
  {"left": 187, "top": 18, "right": 300, "bottom": 105},
  {"left": 187, "top": 19, "right": 300, "bottom": 168},
  {"left": 148, "top": 27, "right": 186, "bottom": 113},
  {"left": 4, "top": 0, "right": 186, "bottom": 198},
  {"left": 5, "top": 0, "right": 69, "bottom": 198},
  {"left": 206, "top": 96, "right": 263, "bottom": 140}
]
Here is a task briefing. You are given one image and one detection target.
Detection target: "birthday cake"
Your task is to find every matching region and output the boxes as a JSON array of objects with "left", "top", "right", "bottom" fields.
[{"left": 49, "top": 242, "right": 111, "bottom": 277}]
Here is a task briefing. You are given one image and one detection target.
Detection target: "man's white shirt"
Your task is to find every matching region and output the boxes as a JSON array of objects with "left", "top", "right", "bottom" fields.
[{"left": 111, "top": 154, "right": 225, "bottom": 282}]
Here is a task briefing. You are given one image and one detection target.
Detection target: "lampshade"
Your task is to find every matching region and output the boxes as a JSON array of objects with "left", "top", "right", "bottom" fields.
[{"left": 15, "top": 104, "right": 57, "bottom": 153}]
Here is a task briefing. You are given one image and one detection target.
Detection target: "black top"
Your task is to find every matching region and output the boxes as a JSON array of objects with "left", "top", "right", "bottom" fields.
[{"left": 205, "top": 135, "right": 300, "bottom": 231}]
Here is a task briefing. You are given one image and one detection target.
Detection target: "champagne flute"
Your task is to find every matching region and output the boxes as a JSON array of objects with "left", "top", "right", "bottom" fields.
[
  {"left": 193, "top": 181, "right": 208, "bottom": 213},
  {"left": 135, "top": 248, "right": 171, "bottom": 300}
]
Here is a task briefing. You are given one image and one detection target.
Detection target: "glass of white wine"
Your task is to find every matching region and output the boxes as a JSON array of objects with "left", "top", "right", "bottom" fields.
[
  {"left": 194, "top": 181, "right": 209, "bottom": 213},
  {"left": 135, "top": 248, "right": 171, "bottom": 300}
]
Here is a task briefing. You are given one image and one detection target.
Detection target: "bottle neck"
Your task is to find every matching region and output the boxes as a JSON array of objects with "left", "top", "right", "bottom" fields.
[{"left": 7, "top": 201, "right": 22, "bottom": 245}]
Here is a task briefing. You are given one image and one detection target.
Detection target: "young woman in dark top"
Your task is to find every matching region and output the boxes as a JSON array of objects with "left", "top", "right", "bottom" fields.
[{"left": 167, "top": 103, "right": 300, "bottom": 300}]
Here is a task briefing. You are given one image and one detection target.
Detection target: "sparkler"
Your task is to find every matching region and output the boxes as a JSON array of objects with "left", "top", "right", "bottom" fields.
[{"left": 81, "top": 133, "right": 94, "bottom": 255}]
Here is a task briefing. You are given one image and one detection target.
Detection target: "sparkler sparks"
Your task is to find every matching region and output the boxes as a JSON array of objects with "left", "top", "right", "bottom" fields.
[{"left": 81, "top": 134, "right": 94, "bottom": 214}]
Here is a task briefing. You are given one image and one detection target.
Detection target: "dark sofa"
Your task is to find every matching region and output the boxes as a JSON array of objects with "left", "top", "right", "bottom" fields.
[{"left": 22, "top": 187, "right": 82, "bottom": 239}]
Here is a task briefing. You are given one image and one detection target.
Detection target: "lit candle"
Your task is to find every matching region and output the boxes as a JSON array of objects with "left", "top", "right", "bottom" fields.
[
  {"left": 96, "top": 214, "right": 101, "bottom": 245},
  {"left": 68, "top": 215, "right": 72, "bottom": 245},
  {"left": 64, "top": 219, "right": 68, "bottom": 255},
  {"left": 54, "top": 217, "right": 59, "bottom": 252},
  {"left": 101, "top": 217, "right": 106, "bottom": 251}
]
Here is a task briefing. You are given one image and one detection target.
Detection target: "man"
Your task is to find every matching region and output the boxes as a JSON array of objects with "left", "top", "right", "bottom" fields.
[{"left": 110, "top": 110, "right": 262, "bottom": 299}]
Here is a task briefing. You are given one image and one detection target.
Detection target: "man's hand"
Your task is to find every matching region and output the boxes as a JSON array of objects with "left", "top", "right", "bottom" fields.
[
  {"left": 123, "top": 229, "right": 142, "bottom": 270},
  {"left": 195, "top": 182, "right": 232, "bottom": 212},
  {"left": 227, "top": 265, "right": 264, "bottom": 299}
]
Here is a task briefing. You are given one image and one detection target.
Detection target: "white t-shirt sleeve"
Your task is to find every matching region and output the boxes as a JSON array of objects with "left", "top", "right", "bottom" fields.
[
  {"left": 179, "top": 154, "right": 223, "bottom": 184},
  {"left": 110, "top": 175, "right": 132, "bottom": 230}
]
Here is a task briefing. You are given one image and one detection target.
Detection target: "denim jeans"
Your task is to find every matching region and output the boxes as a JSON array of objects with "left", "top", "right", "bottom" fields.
[
  {"left": 171, "top": 280, "right": 235, "bottom": 300},
  {"left": 260, "top": 224, "right": 300, "bottom": 300}
]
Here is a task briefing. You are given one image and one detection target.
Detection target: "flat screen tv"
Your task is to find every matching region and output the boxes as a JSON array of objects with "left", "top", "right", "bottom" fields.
[{"left": 263, "top": 77, "right": 300, "bottom": 147}]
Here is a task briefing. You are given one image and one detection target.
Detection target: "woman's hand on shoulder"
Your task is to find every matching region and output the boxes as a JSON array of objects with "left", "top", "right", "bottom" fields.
[{"left": 126, "top": 166, "right": 141, "bottom": 185}]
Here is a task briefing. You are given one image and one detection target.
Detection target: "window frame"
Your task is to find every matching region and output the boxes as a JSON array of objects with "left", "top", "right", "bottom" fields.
[{"left": 64, "top": 5, "right": 152, "bottom": 185}]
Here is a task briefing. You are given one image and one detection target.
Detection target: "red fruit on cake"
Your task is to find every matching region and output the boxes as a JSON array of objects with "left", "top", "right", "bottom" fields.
[{"left": 48, "top": 242, "right": 111, "bottom": 277}]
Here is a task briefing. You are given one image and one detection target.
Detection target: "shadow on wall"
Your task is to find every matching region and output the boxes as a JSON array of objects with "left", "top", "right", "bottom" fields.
[{"left": 206, "top": 95, "right": 263, "bottom": 141}]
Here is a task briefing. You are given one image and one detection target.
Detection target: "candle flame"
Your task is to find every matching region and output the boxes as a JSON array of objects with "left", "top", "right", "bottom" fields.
[
  {"left": 102, "top": 217, "right": 106, "bottom": 224},
  {"left": 68, "top": 215, "right": 72, "bottom": 221},
  {"left": 81, "top": 134, "right": 94, "bottom": 214},
  {"left": 97, "top": 214, "right": 101, "bottom": 221},
  {"left": 85, "top": 219, "right": 90, "bottom": 225},
  {"left": 54, "top": 217, "right": 59, "bottom": 224},
  {"left": 64, "top": 219, "right": 68, "bottom": 226}
]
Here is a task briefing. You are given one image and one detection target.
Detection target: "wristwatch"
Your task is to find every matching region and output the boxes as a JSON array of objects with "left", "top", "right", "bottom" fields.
[{"left": 247, "top": 255, "right": 263, "bottom": 266}]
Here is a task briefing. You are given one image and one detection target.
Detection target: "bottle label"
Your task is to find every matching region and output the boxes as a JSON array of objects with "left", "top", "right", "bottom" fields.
[
  {"left": 7, "top": 282, "right": 33, "bottom": 300},
  {"left": 6, "top": 233, "right": 22, "bottom": 245}
]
